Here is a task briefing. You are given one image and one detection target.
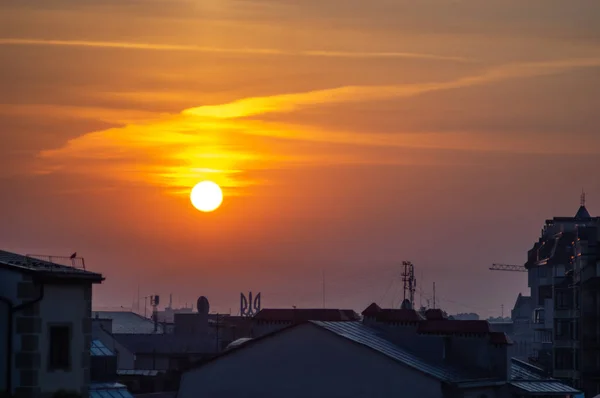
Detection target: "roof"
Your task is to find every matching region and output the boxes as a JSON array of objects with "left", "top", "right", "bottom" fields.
[
  {"left": 90, "top": 382, "right": 134, "bottom": 398},
  {"left": 95, "top": 311, "right": 164, "bottom": 334},
  {"left": 575, "top": 205, "right": 592, "bottom": 219},
  {"left": 510, "top": 381, "right": 580, "bottom": 395},
  {"left": 253, "top": 308, "right": 360, "bottom": 322},
  {"left": 112, "top": 333, "right": 216, "bottom": 355},
  {"left": 312, "top": 321, "right": 476, "bottom": 382},
  {"left": 91, "top": 340, "right": 115, "bottom": 357},
  {"left": 225, "top": 337, "right": 253, "bottom": 351},
  {"left": 0, "top": 250, "right": 103, "bottom": 282},
  {"left": 509, "top": 358, "right": 581, "bottom": 395}
]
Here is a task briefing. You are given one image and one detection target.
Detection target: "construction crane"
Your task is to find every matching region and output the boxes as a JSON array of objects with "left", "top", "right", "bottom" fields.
[{"left": 489, "top": 263, "right": 527, "bottom": 272}]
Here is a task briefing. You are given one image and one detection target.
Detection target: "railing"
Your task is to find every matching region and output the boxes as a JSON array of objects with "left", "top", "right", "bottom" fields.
[{"left": 25, "top": 254, "right": 87, "bottom": 271}]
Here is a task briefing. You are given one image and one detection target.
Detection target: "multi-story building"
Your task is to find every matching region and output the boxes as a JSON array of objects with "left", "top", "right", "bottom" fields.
[
  {"left": 573, "top": 222, "right": 600, "bottom": 396},
  {"left": 0, "top": 250, "right": 104, "bottom": 398},
  {"left": 520, "top": 197, "right": 600, "bottom": 397},
  {"left": 525, "top": 197, "right": 600, "bottom": 379}
]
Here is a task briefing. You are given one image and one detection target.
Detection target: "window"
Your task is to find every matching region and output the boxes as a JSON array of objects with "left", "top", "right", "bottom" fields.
[{"left": 48, "top": 325, "right": 71, "bottom": 370}]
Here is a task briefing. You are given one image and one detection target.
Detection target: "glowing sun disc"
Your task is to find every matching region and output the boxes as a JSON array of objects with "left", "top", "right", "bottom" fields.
[{"left": 190, "top": 181, "right": 223, "bottom": 212}]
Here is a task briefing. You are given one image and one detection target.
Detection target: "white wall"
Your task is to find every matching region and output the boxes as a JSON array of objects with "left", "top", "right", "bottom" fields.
[
  {"left": 179, "top": 323, "right": 443, "bottom": 398},
  {"left": 38, "top": 283, "right": 87, "bottom": 395}
]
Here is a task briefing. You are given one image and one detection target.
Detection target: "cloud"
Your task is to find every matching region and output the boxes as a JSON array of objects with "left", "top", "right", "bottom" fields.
[
  {"left": 0, "top": 38, "right": 471, "bottom": 62},
  {"left": 184, "top": 56, "right": 600, "bottom": 119},
  {"left": 37, "top": 56, "right": 600, "bottom": 194}
]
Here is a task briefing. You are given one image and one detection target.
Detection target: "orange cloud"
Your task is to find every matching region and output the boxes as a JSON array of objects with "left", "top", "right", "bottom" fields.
[
  {"left": 0, "top": 38, "right": 471, "bottom": 62},
  {"left": 37, "top": 56, "right": 600, "bottom": 195}
]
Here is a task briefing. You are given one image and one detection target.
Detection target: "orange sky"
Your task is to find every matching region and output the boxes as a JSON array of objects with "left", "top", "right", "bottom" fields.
[{"left": 1, "top": 0, "right": 599, "bottom": 317}]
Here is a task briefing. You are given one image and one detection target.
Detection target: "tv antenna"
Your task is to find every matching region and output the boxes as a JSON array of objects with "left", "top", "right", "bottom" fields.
[{"left": 401, "top": 261, "right": 417, "bottom": 309}]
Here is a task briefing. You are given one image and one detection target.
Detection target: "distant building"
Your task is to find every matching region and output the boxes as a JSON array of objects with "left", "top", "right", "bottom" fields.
[
  {"left": 178, "top": 304, "right": 580, "bottom": 398},
  {"left": 0, "top": 250, "right": 103, "bottom": 397},
  {"left": 251, "top": 308, "right": 360, "bottom": 337}
]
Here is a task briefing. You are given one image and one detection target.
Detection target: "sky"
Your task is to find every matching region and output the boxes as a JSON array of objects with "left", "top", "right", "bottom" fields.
[{"left": 1, "top": 0, "right": 600, "bottom": 317}]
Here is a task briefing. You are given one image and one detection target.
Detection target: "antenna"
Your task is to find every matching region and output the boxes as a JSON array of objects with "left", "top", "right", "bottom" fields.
[
  {"left": 401, "top": 261, "right": 417, "bottom": 309},
  {"left": 433, "top": 282, "right": 436, "bottom": 309},
  {"left": 581, "top": 189, "right": 586, "bottom": 207},
  {"left": 501, "top": 304, "right": 504, "bottom": 318}
]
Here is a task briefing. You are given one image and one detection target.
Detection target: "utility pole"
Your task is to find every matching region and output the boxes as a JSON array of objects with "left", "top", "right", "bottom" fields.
[{"left": 501, "top": 304, "right": 504, "bottom": 318}]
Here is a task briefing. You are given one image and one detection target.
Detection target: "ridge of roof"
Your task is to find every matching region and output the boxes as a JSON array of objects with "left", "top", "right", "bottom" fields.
[{"left": 0, "top": 249, "right": 103, "bottom": 281}]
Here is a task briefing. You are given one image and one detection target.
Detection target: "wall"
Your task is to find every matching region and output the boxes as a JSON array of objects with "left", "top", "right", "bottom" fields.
[
  {"left": 37, "top": 283, "right": 91, "bottom": 397},
  {"left": 179, "top": 324, "right": 443, "bottom": 398},
  {"left": 135, "top": 354, "right": 169, "bottom": 371},
  {"left": 0, "top": 299, "right": 9, "bottom": 391}
]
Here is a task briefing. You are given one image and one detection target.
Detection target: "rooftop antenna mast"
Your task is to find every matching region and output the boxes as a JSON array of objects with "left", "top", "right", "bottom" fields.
[{"left": 401, "top": 261, "right": 417, "bottom": 309}]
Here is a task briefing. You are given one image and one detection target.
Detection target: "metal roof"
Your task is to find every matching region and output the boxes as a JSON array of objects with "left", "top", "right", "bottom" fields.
[
  {"left": 510, "top": 381, "right": 581, "bottom": 394},
  {"left": 91, "top": 340, "right": 115, "bottom": 357},
  {"left": 90, "top": 382, "right": 134, "bottom": 398},
  {"left": 0, "top": 250, "right": 102, "bottom": 280},
  {"left": 94, "top": 311, "right": 164, "bottom": 334},
  {"left": 510, "top": 358, "right": 545, "bottom": 380},
  {"left": 311, "top": 321, "right": 472, "bottom": 382}
]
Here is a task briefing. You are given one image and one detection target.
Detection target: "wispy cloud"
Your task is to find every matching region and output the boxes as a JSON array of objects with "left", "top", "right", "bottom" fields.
[
  {"left": 0, "top": 38, "right": 471, "bottom": 62},
  {"left": 37, "top": 56, "right": 600, "bottom": 194},
  {"left": 185, "top": 57, "right": 600, "bottom": 119}
]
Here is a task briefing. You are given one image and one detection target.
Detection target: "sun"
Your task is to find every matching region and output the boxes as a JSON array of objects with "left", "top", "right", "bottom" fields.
[{"left": 190, "top": 181, "right": 223, "bottom": 212}]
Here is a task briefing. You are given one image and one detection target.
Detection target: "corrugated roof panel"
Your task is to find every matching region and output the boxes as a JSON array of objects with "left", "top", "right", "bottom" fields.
[
  {"left": 511, "top": 381, "right": 580, "bottom": 394},
  {"left": 311, "top": 321, "right": 472, "bottom": 382}
]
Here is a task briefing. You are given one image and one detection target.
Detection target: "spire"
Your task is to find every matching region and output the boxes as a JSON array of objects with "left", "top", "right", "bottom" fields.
[{"left": 581, "top": 189, "right": 586, "bottom": 207}]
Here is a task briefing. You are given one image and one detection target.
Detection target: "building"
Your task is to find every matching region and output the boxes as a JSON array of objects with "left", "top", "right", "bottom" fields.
[
  {"left": 251, "top": 308, "right": 360, "bottom": 337},
  {"left": 178, "top": 312, "right": 581, "bottom": 398},
  {"left": 0, "top": 250, "right": 104, "bottom": 398},
  {"left": 571, "top": 220, "right": 600, "bottom": 396},
  {"left": 518, "top": 196, "right": 600, "bottom": 396},
  {"left": 90, "top": 339, "right": 135, "bottom": 398}
]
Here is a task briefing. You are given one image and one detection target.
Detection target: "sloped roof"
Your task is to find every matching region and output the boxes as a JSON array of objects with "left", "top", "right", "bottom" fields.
[
  {"left": 91, "top": 340, "right": 115, "bottom": 357},
  {"left": 90, "top": 382, "right": 133, "bottom": 398},
  {"left": 0, "top": 250, "right": 103, "bottom": 282},
  {"left": 511, "top": 358, "right": 546, "bottom": 380},
  {"left": 253, "top": 308, "right": 359, "bottom": 322},
  {"left": 313, "top": 321, "right": 476, "bottom": 382},
  {"left": 95, "top": 311, "right": 164, "bottom": 334},
  {"left": 575, "top": 205, "right": 591, "bottom": 219}
]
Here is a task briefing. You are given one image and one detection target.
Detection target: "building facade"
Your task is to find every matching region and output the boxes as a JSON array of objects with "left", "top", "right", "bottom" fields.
[{"left": 0, "top": 250, "right": 104, "bottom": 398}]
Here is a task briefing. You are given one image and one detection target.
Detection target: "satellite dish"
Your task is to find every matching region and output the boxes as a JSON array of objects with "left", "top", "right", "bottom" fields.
[{"left": 197, "top": 296, "right": 209, "bottom": 315}]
